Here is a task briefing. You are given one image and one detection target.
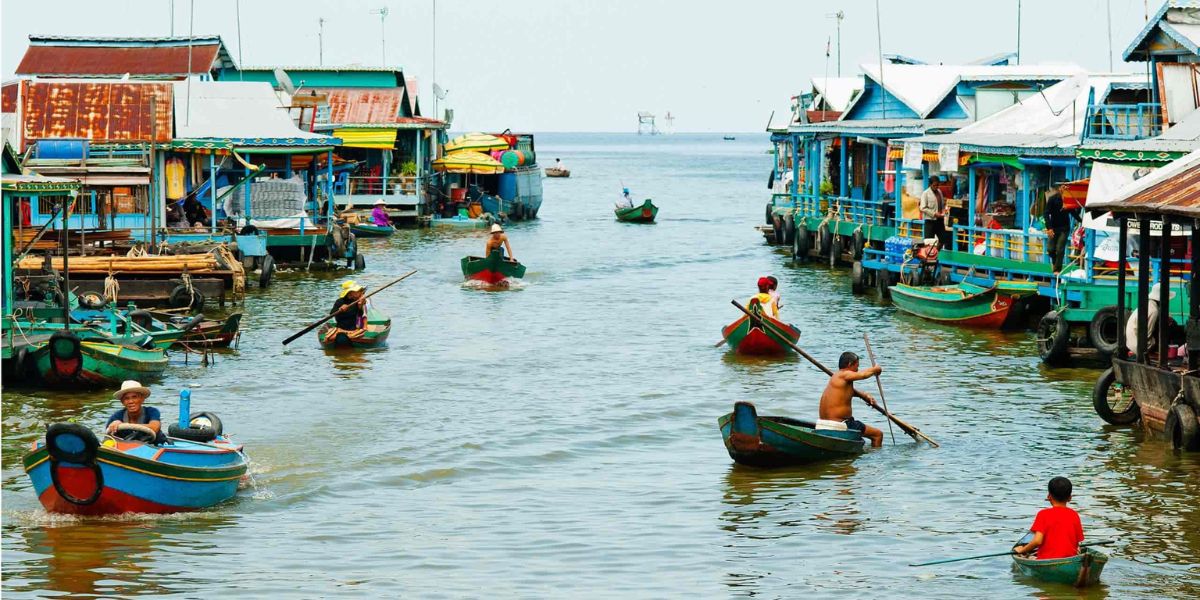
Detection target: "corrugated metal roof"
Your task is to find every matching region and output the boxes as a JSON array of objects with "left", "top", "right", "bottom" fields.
[
  {"left": 855, "top": 63, "right": 1083, "bottom": 119},
  {"left": 789, "top": 118, "right": 969, "bottom": 136},
  {"left": 19, "top": 81, "right": 173, "bottom": 149},
  {"left": 17, "top": 43, "right": 221, "bottom": 78},
  {"left": 2, "top": 81, "right": 16, "bottom": 113},
  {"left": 174, "top": 81, "right": 334, "bottom": 145},
  {"left": 321, "top": 88, "right": 444, "bottom": 129},
  {"left": 1091, "top": 149, "right": 1200, "bottom": 217}
]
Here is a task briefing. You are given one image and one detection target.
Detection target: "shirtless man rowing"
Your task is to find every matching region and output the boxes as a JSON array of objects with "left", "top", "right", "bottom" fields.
[{"left": 818, "top": 351, "right": 884, "bottom": 448}]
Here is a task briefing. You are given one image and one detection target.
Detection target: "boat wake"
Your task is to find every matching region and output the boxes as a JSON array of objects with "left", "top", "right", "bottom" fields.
[{"left": 460, "top": 279, "right": 527, "bottom": 291}]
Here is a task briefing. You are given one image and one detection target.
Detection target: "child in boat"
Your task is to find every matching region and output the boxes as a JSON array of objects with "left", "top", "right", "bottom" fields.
[
  {"left": 766, "top": 276, "right": 782, "bottom": 312},
  {"left": 748, "top": 277, "right": 780, "bottom": 318},
  {"left": 1013, "top": 476, "right": 1084, "bottom": 560}
]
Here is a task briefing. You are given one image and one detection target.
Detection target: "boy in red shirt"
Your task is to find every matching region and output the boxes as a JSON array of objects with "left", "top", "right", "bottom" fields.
[{"left": 1013, "top": 476, "right": 1084, "bottom": 559}]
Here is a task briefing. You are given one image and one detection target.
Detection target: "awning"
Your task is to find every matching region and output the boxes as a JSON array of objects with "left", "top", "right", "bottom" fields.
[{"left": 334, "top": 127, "right": 398, "bottom": 149}]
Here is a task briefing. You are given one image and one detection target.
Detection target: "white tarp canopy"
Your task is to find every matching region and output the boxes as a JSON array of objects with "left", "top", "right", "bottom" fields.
[{"left": 173, "top": 81, "right": 332, "bottom": 143}]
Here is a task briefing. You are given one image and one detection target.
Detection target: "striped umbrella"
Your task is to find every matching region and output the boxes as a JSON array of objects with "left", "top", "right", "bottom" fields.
[
  {"left": 432, "top": 150, "right": 505, "bottom": 175},
  {"left": 443, "top": 133, "right": 510, "bottom": 153}
]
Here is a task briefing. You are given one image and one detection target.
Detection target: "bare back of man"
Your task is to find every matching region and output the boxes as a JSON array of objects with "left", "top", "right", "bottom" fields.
[{"left": 818, "top": 352, "right": 885, "bottom": 448}]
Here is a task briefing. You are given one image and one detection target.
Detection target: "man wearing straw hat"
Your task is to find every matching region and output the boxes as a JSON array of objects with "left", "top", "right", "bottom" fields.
[
  {"left": 105, "top": 381, "right": 165, "bottom": 444},
  {"left": 485, "top": 224, "right": 515, "bottom": 260}
]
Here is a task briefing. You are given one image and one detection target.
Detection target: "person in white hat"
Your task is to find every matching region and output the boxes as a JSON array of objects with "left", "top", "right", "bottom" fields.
[
  {"left": 1125, "top": 282, "right": 1177, "bottom": 356},
  {"left": 370, "top": 198, "right": 392, "bottom": 228},
  {"left": 485, "top": 223, "right": 515, "bottom": 260},
  {"left": 105, "top": 380, "right": 165, "bottom": 443}
]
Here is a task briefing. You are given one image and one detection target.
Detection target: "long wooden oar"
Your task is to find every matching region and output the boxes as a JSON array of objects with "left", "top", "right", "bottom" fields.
[
  {"left": 282, "top": 270, "right": 417, "bottom": 345},
  {"left": 909, "top": 540, "right": 1115, "bottom": 567},
  {"left": 863, "top": 333, "right": 896, "bottom": 446},
  {"left": 729, "top": 299, "right": 939, "bottom": 447}
]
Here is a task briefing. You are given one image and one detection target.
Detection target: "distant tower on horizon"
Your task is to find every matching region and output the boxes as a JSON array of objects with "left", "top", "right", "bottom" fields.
[
  {"left": 637, "top": 111, "right": 659, "bottom": 135},
  {"left": 661, "top": 111, "right": 675, "bottom": 135}
]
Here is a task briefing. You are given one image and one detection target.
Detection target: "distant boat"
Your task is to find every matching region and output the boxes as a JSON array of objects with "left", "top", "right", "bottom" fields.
[
  {"left": 544, "top": 167, "right": 570, "bottom": 178},
  {"left": 723, "top": 136, "right": 736, "bottom": 141},
  {"left": 614, "top": 199, "right": 658, "bottom": 223}
]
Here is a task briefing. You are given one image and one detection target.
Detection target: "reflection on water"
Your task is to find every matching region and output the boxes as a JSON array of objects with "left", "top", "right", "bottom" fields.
[{"left": 3, "top": 134, "right": 1199, "bottom": 597}]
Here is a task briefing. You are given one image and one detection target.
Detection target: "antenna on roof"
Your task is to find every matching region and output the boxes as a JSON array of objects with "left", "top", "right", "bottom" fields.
[
  {"left": 370, "top": 7, "right": 390, "bottom": 67},
  {"left": 825, "top": 10, "right": 844, "bottom": 77}
]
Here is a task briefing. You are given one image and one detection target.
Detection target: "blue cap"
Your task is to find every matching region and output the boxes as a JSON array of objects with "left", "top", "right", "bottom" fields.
[{"left": 622, "top": 188, "right": 630, "bottom": 194}]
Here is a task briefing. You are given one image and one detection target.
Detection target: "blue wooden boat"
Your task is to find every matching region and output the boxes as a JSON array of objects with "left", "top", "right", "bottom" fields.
[
  {"left": 1011, "top": 532, "right": 1109, "bottom": 587},
  {"left": 718, "top": 401, "right": 865, "bottom": 467},
  {"left": 349, "top": 223, "right": 395, "bottom": 237},
  {"left": 22, "top": 389, "right": 247, "bottom": 515}
]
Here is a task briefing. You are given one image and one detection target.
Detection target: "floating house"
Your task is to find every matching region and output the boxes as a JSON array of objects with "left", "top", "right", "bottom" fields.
[
  {"left": 15, "top": 35, "right": 235, "bottom": 80},
  {"left": 221, "top": 66, "right": 446, "bottom": 226}
]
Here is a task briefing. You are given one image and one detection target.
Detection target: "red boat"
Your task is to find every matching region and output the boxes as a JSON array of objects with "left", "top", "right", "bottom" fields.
[{"left": 721, "top": 310, "right": 801, "bottom": 356}]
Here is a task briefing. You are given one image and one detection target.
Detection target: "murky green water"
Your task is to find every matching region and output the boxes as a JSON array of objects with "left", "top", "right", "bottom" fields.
[{"left": 4, "top": 134, "right": 1199, "bottom": 598}]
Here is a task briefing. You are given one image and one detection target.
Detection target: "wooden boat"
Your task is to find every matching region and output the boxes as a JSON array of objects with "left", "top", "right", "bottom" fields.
[
  {"left": 151, "top": 311, "right": 243, "bottom": 348},
  {"left": 888, "top": 281, "right": 1029, "bottom": 329},
  {"left": 544, "top": 167, "right": 571, "bottom": 178},
  {"left": 718, "top": 401, "right": 864, "bottom": 467},
  {"left": 30, "top": 331, "right": 168, "bottom": 387},
  {"left": 721, "top": 305, "right": 800, "bottom": 355},
  {"left": 22, "top": 390, "right": 246, "bottom": 515},
  {"left": 615, "top": 199, "right": 658, "bottom": 223},
  {"left": 350, "top": 222, "right": 396, "bottom": 237},
  {"left": 461, "top": 249, "right": 527, "bottom": 285},
  {"left": 1011, "top": 533, "right": 1108, "bottom": 587},
  {"left": 432, "top": 214, "right": 489, "bottom": 228},
  {"left": 317, "top": 307, "right": 391, "bottom": 348},
  {"left": 723, "top": 136, "right": 737, "bottom": 141}
]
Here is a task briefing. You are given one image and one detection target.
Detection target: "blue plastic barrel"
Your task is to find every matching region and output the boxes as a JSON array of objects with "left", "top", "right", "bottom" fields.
[
  {"left": 36, "top": 139, "right": 89, "bottom": 160},
  {"left": 497, "top": 172, "right": 517, "bottom": 201}
]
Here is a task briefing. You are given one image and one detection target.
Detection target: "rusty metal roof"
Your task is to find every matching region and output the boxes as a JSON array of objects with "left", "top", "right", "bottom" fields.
[
  {"left": 1091, "top": 149, "right": 1200, "bottom": 218},
  {"left": 2, "top": 82, "right": 16, "bottom": 113},
  {"left": 326, "top": 88, "right": 404, "bottom": 124},
  {"left": 19, "top": 81, "right": 173, "bottom": 150},
  {"left": 16, "top": 37, "right": 225, "bottom": 78}
]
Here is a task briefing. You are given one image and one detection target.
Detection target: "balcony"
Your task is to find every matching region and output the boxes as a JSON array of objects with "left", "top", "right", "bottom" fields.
[{"left": 1084, "top": 103, "right": 1162, "bottom": 141}]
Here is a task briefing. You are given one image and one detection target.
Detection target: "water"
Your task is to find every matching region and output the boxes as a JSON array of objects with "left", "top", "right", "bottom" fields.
[{"left": 4, "top": 133, "right": 1199, "bottom": 598}]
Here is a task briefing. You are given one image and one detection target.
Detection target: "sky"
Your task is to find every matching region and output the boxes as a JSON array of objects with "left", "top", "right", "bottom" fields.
[{"left": 1, "top": 0, "right": 1156, "bottom": 132}]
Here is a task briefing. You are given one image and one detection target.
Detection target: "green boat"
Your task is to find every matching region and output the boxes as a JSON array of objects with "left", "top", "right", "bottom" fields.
[
  {"left": 889, "top": 281, "right": 1035, "bottom": 329},
  {"left": 350, "top": 223, "right": 395, "bottom": 237},
  {"left": 461, "top": 250, "right": 527, "bottom": 285},
  {"left": 317, "top": 308, "right": 392, "bottom": 349},
  {"left": 718, "top": 401, "right": 864, "bottom": 467},
  {"left": 615, "top": 199, "right": 658, "bottom": 223},
  {"left": 28, "top": 331, "right": 168, "bottom": 388},
  {"left": 1012, "top": 544, "right": 1108, "bottom": 588}
]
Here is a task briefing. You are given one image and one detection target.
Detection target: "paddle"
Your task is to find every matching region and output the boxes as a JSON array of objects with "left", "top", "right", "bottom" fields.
[
  {"left": 908, "top": 540, "right": 1116, "bottom": 567},
  {"left": 863, "top": 333, "right": 896, "bottom": 446},
  {"left": 281, "top": 270, "right": 417, "bottom": 345},
  {"left": 729, "top": 299, "right": 940, "bottom": 447}
]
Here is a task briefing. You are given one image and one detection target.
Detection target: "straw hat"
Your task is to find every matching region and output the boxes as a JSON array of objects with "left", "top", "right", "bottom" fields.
[
  {"left": 374, "top": 199, "right": 387, "bottom": 205},
  {"left": 1148, "top": 282, "right": 1176, "bottom": 302},
  {"left": 113, "top": 380, "right": 151, "bottom": 400},
  {"left": 339, "top": 280, "right": 365, "bottom": 298},
  {"left": 490, "top": 224, "right": 504, "bottom": 234}
]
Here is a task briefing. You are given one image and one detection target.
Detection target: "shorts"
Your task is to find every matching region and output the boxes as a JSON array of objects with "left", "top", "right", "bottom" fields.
[{"left": 842, "top": 417, "right": 866, "bottom": 432}]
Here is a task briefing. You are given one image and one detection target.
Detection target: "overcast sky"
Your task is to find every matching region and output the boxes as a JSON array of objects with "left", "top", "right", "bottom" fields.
[{"left": 2, "top": 0, "right": 1154, "bottom": 132}]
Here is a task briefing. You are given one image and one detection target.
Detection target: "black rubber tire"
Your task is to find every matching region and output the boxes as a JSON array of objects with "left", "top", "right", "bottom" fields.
[
  {"left": 851, "top": 261, "right": 866, "bottom": 294},
  {"left": 354, "top": 253, "right": 366, "bottom": 271},
  {"left": 852, "top": 230, "right": 865, "bottom": 261},
  {"left": 765, "top": 202, "right": 774, "bottom": 225},
  {"left": 1165, "top": 403, "right": 1200, "bottom": 451},
  {"left": 1037, "top": 311, "right": 1071, "bottom": 366},
  {"left": 773, "top": 215, "right": 785, "bottom": 245},
  {"left": 875, "top": 269, "right": 892, "bottom": 300},
  {"left": 79, "top": 292, "right": 107, "bottom": 309},
  {"left": 817, "top": 225, "right": 832, "bottom": 256},
  {"left": 1092, "top": 368, "right": 1140, "bottom": 425},
  {"left": 191, "top": 411, "right": 223, "bottom": 436},
  {"left": 13, "top": 346, "right": 32, "bottom": 381},
  {"left": 169, "top": 285, "right": 204, "bottom": 310},
  {"left": 168, "top": 411, "right": 224, "bottom": 442},
  {"left": 796, "top": 228, "right": 811, "bottom": 263},
  {"left": 181, "top": 314, "right": 206, "bottom": 333},
  {"left": 259, "top": 254, "right": 276, "bottom": 289},
  {"left": 46, "top": 423, "right": 99, "bottom": 465},
  {"left": 784, "top": 216, "right": 796, "bottom": 245},
  {"left": 1089, "top": 306, "right": 1122, "bottom": 358},
  {"left": 830, "top": 237, "right": 843, "bottom": 268}
]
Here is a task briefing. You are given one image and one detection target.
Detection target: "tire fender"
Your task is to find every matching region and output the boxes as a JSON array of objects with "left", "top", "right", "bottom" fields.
[
  {"left": 1165, "top": 403, "right": 1199, "bottom": 451},
  {"left": 1092, "top": 367, "right": 1140, "bottom": 426},
  {"left": 1037, "top": 311, "right": 1070, "bottom": 366},
  {"left": 1088, "top": 306, "right": 1122, "bottom": 357}
]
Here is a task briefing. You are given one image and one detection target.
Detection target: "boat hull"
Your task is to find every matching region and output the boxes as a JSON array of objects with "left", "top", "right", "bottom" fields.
[
  {"left": 317, "top": 308, "right": 392, "bottom": 348},
  {"left": 461, "top": 250, "right": 527, "bottom": 285},
  {"left": 544, "top": 168, "right": 570, "bottom": 178},
  {"left": 23, "top": 434, "right": 246, "bottom": 515},
  {"left": 33, "top": 340, "right": 168, "bottom": 388},
  {"left": 615, "top": 199, "right": 658, "bottom": 223},
  {"left": 350, "top": 223, "right": 395, "bottom": 237},
  {"left": 1012, "top": 549, "right": 1108, "bottom": 587},
  {"left": 718, "top": 401, "right": 864, "bottom": 467},
  {"left": 889, "top": 282, "right": 1020, "bottom": 329},
  {"left": 721, "top": 313, "right": 800, "bottom": 355}
]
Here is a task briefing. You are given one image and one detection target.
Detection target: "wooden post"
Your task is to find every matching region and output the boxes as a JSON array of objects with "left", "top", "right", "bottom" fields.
[
  {"left": 1116, "top": 216, "right": 1128, "bottom": 361},
  {"left": 1159, "top": 217, "right": 1172, "bottom": 369},
  {"left": 1190, "top": 217, "right": 1200, "bottom": 372},
  {"left": 1137, "top": 216, "right": 1151, "bottom": 363}
]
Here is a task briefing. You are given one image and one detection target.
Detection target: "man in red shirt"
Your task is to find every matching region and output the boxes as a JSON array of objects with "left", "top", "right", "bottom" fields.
[{"left": 1013, "top": 476, "right": 1084, "bottom": 559}]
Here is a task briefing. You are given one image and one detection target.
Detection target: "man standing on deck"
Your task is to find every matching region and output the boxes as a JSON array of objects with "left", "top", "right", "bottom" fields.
[
  {"left": 818, "top": 352, "right": 884, "bottom": 448},
  {"left": 1044, "top": 188, "right": 1072, "bottom": 274},
  {"left": 919, "top": 176, "right": 947, "bottom": 248}
]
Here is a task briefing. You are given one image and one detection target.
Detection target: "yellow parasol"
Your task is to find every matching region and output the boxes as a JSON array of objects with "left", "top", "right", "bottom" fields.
[
  {"left": 432, "top": 150, "right": 505, "bottom": 175},
  {"left": 443, "top": 132, "right": 509, "bottom": 153}
]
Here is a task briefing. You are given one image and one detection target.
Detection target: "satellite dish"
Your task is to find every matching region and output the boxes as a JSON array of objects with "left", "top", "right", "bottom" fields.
[
  {"left": 433, "top": 83, "right": 447, "bottom": 100},
  {"left": 274, "top": 68, "right": 297, "bottom": 95}
]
